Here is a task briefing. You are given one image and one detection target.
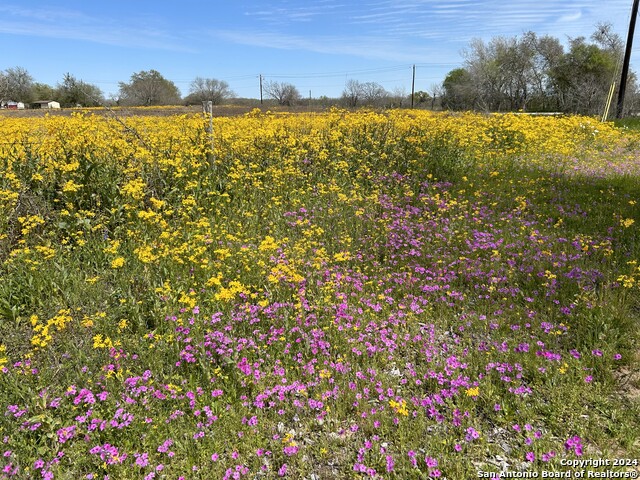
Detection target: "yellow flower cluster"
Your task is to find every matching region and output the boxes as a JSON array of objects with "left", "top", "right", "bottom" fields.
[
  {"left": 30, "top": 310, "right": 73, "bottom": 349},
  {"left": 92, "top": 333, "right": 119, "bottom": 349},
  {"left": 0, "top": 344, "right": 7, "bottom": 369},
  {"left": 465, "top": 386, "right": 480, "bottom": 397},
  {"left": 617, "top": 261, "right": 640, "bottom": 289},
  {"left": 389, "top": 398, "right": 409, "bottom": 416},
  {"left": 215, "top": 280, "right": 249, "bottom": 302}
]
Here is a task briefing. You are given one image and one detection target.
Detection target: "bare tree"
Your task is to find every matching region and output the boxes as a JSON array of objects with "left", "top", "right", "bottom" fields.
[
  {"left": 0, "top": 72, "right": 7, "bottom": 104},
  {"left": 342, "top": 79, "right": 361, "bottom": 107},
  {"left": 527, "top": 32, "right": 564, "bottom": 111},
  {"left": 118, "top": 70, "right": 181, "bottom": 106},
  {"left": 592, "top": 22, "right": 624, "bottom": 53},
  {"left": 429, "top": 83, "right": 443, "bottom": 109},
  {"left": 185, "top": 77, "right": 234, "bottom": 105},
  {"left": 341, "top": 79, "right": 389, "bottom": 107},
  {"left": 263, "top": 81, "right": 301, "bottom": 106},
  {"left": 464, "top": 37, "right": 512, "bottom": 111},
  {"left": 0, "top": 67, "right": 34, "bottom": 103},
  {"left": 360, "top": 82, "right": 388, "bottom": 106},
  {"left": 390, "top": 87, "right": 407, "bottom": 107}
]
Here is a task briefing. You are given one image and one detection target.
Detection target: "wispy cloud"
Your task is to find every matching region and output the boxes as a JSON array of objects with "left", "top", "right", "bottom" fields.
[
  {"left": 559, "top": 11, "right": 584, "bottom": 23},
  {"left": 0, "top": 4, "right": 87, "bottom": 22},
  {"left": 213, "top": 0, "right": 629, "bottom": 81},
  {"left": 235, "top": 0, "right": 625, "bottom": 48},
  {"left": 211, "top": 29, "right": 443, "bottom": 63},
  {"left": 244, "top": 1, "right": 351, "bottom": 26},
  {"left": 0, "top": 4, "right": 192, "bottom": 52}
]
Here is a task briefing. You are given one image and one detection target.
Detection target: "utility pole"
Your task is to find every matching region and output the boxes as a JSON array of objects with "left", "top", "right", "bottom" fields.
[
  {"left": 411, "top": 65, "right": 416, "bottom": 109},
  {"left": 616, "top": 0, "right": 639, "bottom": 118},
  {"left": 259, "top": 75, "right": 263, "bottom": 105}
]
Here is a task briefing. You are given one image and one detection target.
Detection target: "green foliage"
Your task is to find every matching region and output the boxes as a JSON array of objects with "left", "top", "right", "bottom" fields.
[
  {"left": 31, "top": 83, "right": 57, "bottom": 102},
  {"left": 444, "top": 25, "right": 631, "bottom": 114},
  {"left": 442, "top": 68, "right": 475, "bottom": 110},
  {"left": 56, "top": 74, "right": 104, "bottom": 108}
]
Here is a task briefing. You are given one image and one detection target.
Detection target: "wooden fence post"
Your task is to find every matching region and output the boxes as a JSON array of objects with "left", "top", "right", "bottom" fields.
[{"left": 202, "top": 101, "right": 214, "bottom": 166}]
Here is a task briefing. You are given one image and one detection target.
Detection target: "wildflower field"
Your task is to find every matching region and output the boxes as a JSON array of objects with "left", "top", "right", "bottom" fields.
[{"left": 0, "top": 109, "right": 639, "bottom": 479}]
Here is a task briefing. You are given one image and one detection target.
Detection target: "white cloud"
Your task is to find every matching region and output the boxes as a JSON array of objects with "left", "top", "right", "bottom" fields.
[
  {"left": 0, "top": 4, "right": 192, "bottom": 52},
  {"left": 559, "top": 11, "right": 584, "bottom": 22}
]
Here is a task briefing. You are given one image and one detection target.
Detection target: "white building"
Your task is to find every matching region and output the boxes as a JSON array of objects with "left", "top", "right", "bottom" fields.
[
  {"left": 0, "top": 100, "right": 25, "bottom": 109},
  {"left": 32, "top": 100, "right": 61, "bottom": 109}
]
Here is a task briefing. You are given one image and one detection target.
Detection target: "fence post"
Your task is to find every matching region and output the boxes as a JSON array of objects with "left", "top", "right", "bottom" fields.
[{"left": 202, "top": 101, "right": 214, "bottom": 167}]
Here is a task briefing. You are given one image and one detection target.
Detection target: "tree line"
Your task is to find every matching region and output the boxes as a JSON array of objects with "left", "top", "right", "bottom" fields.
[
  {"left": 0, "top": 69, "right": 237, "bottom": 108},
  {"left": 441, "top": 23, "right": 638, "bottom": 115},
  {"left": 0, "top": 66, "right": 418, "bottom": 109},
  {"left": 260, "top": 78, "right": 414, "bottom": 108}
]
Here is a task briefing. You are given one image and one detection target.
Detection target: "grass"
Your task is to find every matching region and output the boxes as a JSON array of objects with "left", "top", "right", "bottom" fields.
[
  {"left": 614, "top": 117, "right": 640, "bottom": 131},
  {"left": 0, "top": 110, "right": 638, "bottom": 479}
]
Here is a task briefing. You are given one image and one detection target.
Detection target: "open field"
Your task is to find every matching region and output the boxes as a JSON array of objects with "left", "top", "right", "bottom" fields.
[
  {"left": 0, "top": 104, "right": 327, "bottom": 119},
  {"left": 0, "top": 109, "right": 639, "bottom": 479}
]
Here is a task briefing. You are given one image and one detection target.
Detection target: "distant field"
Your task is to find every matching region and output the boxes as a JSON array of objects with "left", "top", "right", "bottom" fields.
[
  {"left": 0, "top": 104, "right": 328, "bottom": 118},
  {"left": 0, "top": 110, "right": 638, "bottom": 478}
]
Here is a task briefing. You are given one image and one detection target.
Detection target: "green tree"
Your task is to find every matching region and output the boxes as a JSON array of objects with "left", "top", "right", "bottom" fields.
[
  {"left": 56, "top": 73, "right": 104, "bottom": 107},
  {"left": 118, "top": 70, "right": 181, "bottom": 106},
  {"left": 442, "top": 68, "right": 475, "bottom": 110},
  {"left": 551, "top": 37, "right": 619, "bottom": 114},
  {"left": 413, "top": 90, "right": 430, "bottom": 105},
  {"left": 450, "top": 25, "right": 630, "bottom": 114},
  {"left": 31, "top": 83, "right": 57, "bottom": 102}
]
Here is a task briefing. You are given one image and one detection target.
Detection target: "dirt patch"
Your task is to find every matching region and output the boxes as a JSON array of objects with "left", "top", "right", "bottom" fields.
[{"left": 615, "top": 350, "right": 640, "bottom": 402}]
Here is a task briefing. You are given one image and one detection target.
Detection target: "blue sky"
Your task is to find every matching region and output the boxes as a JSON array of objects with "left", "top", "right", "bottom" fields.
[{"left": 1, "top": 1, "right": 636, "bottom": 99}]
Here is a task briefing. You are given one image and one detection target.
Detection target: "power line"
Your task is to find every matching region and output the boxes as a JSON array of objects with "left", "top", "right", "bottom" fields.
[
  {"left": 81, "top": 61, "right": 459, "bottom": 85},
  {"left": 259, "top": 62, "right": 458, "bottom": 80},
  {"left": 75, "top": 61, "right": 461, "bottom": 99}
]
